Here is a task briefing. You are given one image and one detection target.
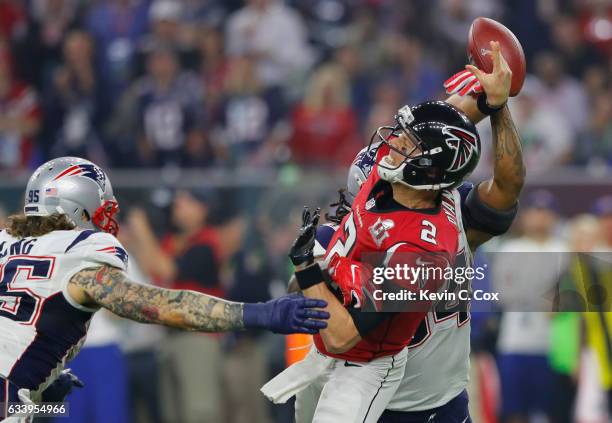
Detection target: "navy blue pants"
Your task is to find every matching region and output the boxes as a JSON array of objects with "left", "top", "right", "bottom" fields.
[
  {"left": 378, "top": 390, "right": 471, "bottom": 423},
  {"left": 497, "top": 354, "right": 552, "bottom": 419}
]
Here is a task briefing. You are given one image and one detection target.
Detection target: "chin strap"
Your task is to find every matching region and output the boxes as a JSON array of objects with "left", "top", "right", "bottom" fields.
[{"left": 377, "top": 156, "right": 453, "bottom": 191}]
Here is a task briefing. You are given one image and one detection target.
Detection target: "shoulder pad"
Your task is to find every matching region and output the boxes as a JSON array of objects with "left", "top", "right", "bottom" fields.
[{"left": 65, "top": 231, "right": 129, "bottom": 270}]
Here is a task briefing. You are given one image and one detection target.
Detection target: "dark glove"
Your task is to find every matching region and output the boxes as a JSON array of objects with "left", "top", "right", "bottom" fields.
[
  {"left": 41, "top": 370, "right": 84, "bottom": 402},
  {"left": 243, "top": 293, "right": 329, "bottom": 334},
  {"left": 289, "top": 207, "right": 321, "bottom": 267}
]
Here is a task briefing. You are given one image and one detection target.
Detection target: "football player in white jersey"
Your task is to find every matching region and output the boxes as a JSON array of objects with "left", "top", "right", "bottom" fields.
[
  {"left": 0, "top": 157, "right": 330, "bottom": 422},
  {"left": 274, "top": 43, "right": 525, "bottom": 422}
]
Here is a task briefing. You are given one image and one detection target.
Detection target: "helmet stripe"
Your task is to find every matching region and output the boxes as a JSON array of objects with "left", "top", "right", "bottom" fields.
[{"left": 53, "top": 165, "right": 81, "bottom": 180}]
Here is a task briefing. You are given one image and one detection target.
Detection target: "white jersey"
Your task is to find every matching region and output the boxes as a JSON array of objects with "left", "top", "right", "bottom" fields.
[
  {"left": 0, "top": 228, "right": 128, "bottom": 398},
  {"left": 387, "top": 187, "right": 472, "bottom": 411}
]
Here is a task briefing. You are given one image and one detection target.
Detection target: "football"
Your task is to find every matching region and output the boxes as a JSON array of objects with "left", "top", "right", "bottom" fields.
[{"left": 467, "top": 17, "right": 526, "bottom": 96}]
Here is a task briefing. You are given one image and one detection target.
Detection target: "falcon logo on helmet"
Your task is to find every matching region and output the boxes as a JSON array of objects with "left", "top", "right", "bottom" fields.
[{"left": 442, "top": 126, "right": 480, "bottom": 172}]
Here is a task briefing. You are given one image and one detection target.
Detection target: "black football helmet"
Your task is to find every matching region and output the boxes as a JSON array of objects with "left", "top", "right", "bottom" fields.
[{"left": 369, "top": 101, "right": 481, "bottom": 190}]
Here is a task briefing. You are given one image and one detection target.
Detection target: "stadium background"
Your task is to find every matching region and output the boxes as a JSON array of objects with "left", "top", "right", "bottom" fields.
[{"left": 0, "top": 0, "right": 611, "bottom": 422}]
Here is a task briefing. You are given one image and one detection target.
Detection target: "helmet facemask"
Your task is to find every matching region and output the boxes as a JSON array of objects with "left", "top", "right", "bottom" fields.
[
  {"left": 92, "top": 199, "right": 120, "bottom": 236},
  {"left": 368, "top": 108, "right": 437, "bottom": 189}
]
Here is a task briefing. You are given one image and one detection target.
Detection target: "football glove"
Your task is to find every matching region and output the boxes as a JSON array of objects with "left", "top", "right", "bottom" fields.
[
  {"left": 289, "top": 207, "right": 321, "bottom": 267},
  {"left": 444, "top": 69, "right": 483, "bottom": 97},
  {"left": 327, "top": 256, "right": 371, "bottom": 308},
  {"left": 243, "top": 293, "right": 330, "bottom": 334},
  {"left": 41, "top": 369, "right": 84, "bottom": 402}
]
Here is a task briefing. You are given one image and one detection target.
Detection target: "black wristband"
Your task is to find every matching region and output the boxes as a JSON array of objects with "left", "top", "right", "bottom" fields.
[
  {"left": 477, "top": 94, "right": 505, "bottom": 116},
  {"left": 295, "top": 263, "right": 325, "bottom": 290}
]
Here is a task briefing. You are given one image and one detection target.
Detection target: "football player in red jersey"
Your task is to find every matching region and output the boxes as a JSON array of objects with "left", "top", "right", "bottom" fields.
[{"left": 263, "top": 42, "right": 524, "bottom": 423}]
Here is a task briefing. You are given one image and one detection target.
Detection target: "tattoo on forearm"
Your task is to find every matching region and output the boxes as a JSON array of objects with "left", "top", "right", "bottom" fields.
[
  {"left": 491, "top": 106, "right": 526, "bottom": 181},
  {"left": 70, "top": 266, "right": 244, "bottom": 332}
]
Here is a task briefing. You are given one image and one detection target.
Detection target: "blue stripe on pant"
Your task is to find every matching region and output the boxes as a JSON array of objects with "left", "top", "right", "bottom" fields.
[{"left": 51, "top": 345, "right": 128, "bottom": 423}]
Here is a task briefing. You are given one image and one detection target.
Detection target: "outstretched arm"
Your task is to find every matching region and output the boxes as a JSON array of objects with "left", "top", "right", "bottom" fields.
[{"left": 68, "top": 265, "right": 328, "bottom": 333}]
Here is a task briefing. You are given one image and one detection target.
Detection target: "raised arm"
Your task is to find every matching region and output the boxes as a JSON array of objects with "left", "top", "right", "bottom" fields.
[
  {"left": 479, "top": 104, "right": 525, "bottom": 210},
  {"left": 446, "top": 42, "right": 525, "bottom": 248},
  {"left": 67, "top": 265, "right": 329, "bottom": 334}
]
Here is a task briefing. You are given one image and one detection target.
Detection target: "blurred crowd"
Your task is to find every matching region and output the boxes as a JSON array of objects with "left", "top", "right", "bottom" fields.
[
  {"left": 0, "top": 0, "right": 611, "bottom": 174},
  {"left": 1, "top": 0, "right": 611, "bottom": 423}
]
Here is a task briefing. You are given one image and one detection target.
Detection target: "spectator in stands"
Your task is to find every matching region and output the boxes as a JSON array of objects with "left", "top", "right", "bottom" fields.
[
  {"left": 85, "top": 0, "right": 150, "bottom": 99},
  {"left": 333, "top": 44, "right": 374, "bottom": 125},
  {"left": 0, "top": 42, "right": 41, "bottom": 169},
  {"left": 226, "top": 0, "right": 314, "bottom": 90},
  {"left": 289, "top": 63, "right": 360, "bottom": 168},
  {"left": 508, "top": 77, "right": 573, "bottom": 173},
  {"left": 291, "top": 0, "right": 353, "bottom": 52},
  {"left": 577, "top": 1, "right": 612, "bottom": 57},
  {"left": 382, "top": 35, "right": 444, "bottom": 105},
  {"left": 551, "top": 14, "right": 604, "bottom": 79},
  {"left": 115, "top": 224, "right": 165, "bottom": 423},
  {"left": 132, "top": 44, "right": 209, "bottom": 167},
  {"left": 198, "top": 25, "right": 229, "bottom": 120},
  {"left": 363, "top": 79, "right": 402, "bottom": 142},
  {"left": 575, "top": 91, "right": 612, "bottom": 167},
  {"left": 126, "top": 189, "right": 226, "bottom": 423},
  {"left": 534, "top": 52, "right": 589, "bottom": 135},
  {"left": 212, "top": 56, "right": 287, "bottom": 167},
  {"left": 221, "top": 215, "right": 273, "bottom": 423},
  {"left": 549, "top": 214, "right": 601, "bottom": 423},
  {"left": 582, "top": 65, "right": 609, "bottom": 100},
  {"left": 181, "top": 0, "right": 227, "bottom": 29},
  {"left": 18, "top": 0, "right": 80, "bottom": 88},
  {"left": 137, "top": 0, "right": 199, "bottom": 73},
  {"left": 0, "top": 0, "right": 26, "bottom": 43},
  {"left": 494, "top": 190, "right": 567, "bottom": 423},
  {"left": 434, "top": 0, "right": 502, "bottom": 68},
  {"left": 42, "top": 30, "right": 109, "bottom": 162}
]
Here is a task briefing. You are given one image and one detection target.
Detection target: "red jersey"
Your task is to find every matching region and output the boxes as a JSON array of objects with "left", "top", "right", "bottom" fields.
[{"left": 314, "top": 158, "right": 460, "bottom": 362}]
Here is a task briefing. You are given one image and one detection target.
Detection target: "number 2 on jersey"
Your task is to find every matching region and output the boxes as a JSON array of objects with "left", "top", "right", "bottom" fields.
[
  {"left": 420, "top": 220, "right": 437, "bottom": 245},
  {"left": 0, "top": 256, "right": 55, "bottom": 324}
]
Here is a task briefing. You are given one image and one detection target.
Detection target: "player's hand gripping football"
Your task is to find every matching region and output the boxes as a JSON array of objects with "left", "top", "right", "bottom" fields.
[
  {"left": 465, "top": 41, "right": 512, "bottom": 107},
  {"left": 289, "top": 207, "right": 321, "bottom": 269}
]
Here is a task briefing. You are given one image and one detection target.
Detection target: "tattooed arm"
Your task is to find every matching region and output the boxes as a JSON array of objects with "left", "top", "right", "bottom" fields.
[
  {"left": 467, "top": 105, "right": 525, "bottom": 248},
  {"left": 68, "top": 265, "right": 244, "bottom": 331},
  {"left": 67, "top": 265, "right": 329, "bottom": 333},
  {"left": 480, "top": 105, "right": 526, "bottom": 208}
]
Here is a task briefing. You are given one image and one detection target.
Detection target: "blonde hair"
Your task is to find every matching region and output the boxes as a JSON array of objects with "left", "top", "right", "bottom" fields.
[
  {"left": 303, "top": 64, "right": 350, "bottom": 112},
  {"left": 6, "top": 214, "right": 76, "bottom": 239}
]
